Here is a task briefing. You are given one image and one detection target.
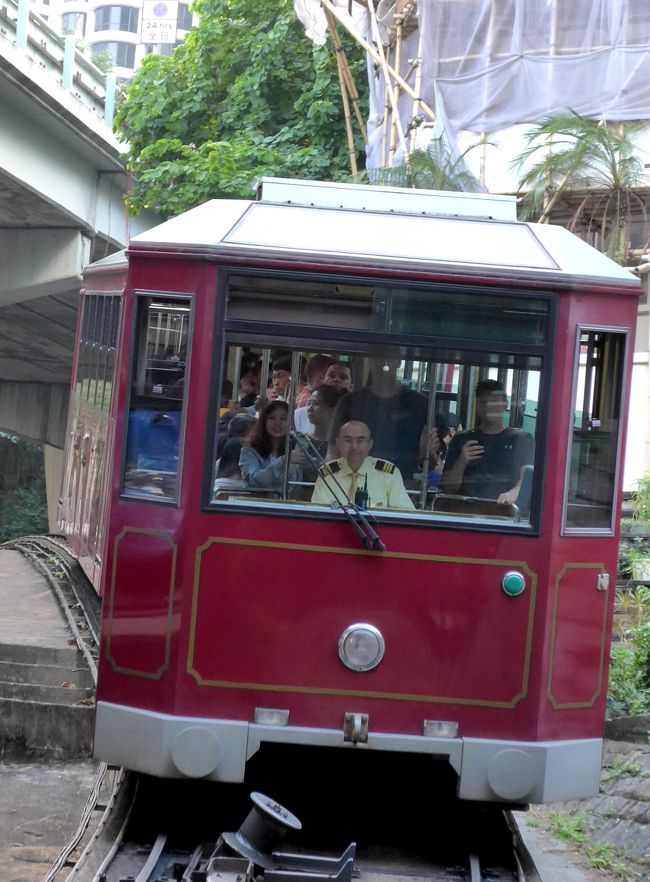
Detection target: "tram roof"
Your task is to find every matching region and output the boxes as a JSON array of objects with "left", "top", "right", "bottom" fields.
[{"left": 128, "top": 178, "right": 638, "bottom": 289}]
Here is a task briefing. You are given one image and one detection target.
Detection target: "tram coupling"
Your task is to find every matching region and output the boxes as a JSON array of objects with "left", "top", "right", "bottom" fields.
[{"left": 189, "top": 792, "right": 357, "bottom": 882}]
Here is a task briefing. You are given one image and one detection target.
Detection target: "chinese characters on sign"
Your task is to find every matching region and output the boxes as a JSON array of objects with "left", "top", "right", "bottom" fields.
[{"left": 141, "top": 0, "right": 178, "bottom": 43}]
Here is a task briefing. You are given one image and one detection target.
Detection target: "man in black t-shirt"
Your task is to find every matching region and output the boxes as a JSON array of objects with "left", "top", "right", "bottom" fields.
[
  {"left": 328, "top": 358, "right": 436, "bottom": 481},
  {"left": 441, "top": 379, "right": 534, "bottom": 503}
]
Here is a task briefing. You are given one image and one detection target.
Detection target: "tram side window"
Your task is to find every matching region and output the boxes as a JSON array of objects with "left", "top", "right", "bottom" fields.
[
  {"left": 213, "top": 344, "right": 542, "bottom": 526},
  {"left": 564, "top": 329, "right": 627, "bottom": 532},
  {"left": 75, "top": 294, "right": 121, "bottom": 413},
  {"left": 123, "top": 295, "right": 191, "bottom": 501}
]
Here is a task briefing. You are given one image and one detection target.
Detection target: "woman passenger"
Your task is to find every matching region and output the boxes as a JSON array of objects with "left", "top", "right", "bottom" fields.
[
  {"left": 239, "top": 400, "right": 299, "bottom": 490},
  {"left": 213, "top": 438, "right": 246, "bottom": 496},
  {"left": 302, "top": 385, "right": 347, "bottom": 462}
]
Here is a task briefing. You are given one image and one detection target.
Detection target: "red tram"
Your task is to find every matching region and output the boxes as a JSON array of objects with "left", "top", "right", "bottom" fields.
[{"left": 59, "top": 178, "right": 640, "bottom": 805}]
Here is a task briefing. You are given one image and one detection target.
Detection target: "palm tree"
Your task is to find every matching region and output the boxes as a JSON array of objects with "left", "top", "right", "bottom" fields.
[
  {"left": 513, "top": 111, "right": 648, "bottom": 264},
  {"left": 355, "top": 134, "right": 484, "bottom": 192}
]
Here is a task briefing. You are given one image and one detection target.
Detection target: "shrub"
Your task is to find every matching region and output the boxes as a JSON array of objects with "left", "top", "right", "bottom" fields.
[
  {"left": 609, "top": 586, "right": 650, "bottom": 717},
  {"left": 0, "top": 434, "right": 48, "bottom": 542}
]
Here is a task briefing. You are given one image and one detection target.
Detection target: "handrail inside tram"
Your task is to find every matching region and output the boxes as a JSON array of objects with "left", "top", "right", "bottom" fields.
[{"left": 431, "top": 493, "right": 521, "bottom": 522}]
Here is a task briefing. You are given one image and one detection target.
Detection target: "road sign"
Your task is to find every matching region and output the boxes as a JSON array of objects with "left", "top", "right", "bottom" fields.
[{"left": 141, "top": 0, "right": 178, "bottom": 44}]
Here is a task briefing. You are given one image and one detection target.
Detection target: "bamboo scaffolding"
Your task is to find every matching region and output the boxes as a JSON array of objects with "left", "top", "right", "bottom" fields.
[
  {"left": 331, "top": 24, "right": 358, "bottom": 173},
  {"left": 408, "top": 27, "right": 423, "bottom": 154},
  {"left": 388, "top": 11, "right": 404, "bottom": 164},
  {"left": 324, "top": 8, "right": 367, "bottom": 143},
  {"left": 320, "top": 0, "right": 436, "bottom": 123},
  {"left": 339, "top": 48, "right": 368, "bottom": 142},
  {"left": 381, "top": 43, "right": 391, "bottom": 167},
  {"left": 366, "top": 0, "right": 409, "bottom": 164}
]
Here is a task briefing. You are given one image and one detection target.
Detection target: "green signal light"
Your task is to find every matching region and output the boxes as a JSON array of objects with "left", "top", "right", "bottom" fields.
[{"left": 502, "top": 571, "right": 526, "bottom": 597}]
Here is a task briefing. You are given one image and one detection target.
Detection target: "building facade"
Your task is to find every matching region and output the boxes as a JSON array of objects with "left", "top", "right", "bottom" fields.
[{"left": 29, "top": 0, "right": 195, "bottom": 78}]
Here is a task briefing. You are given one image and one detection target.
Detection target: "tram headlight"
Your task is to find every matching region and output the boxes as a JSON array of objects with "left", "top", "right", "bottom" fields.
[{"left": 338, "top": 623, "right": 385, "bottom": 672}]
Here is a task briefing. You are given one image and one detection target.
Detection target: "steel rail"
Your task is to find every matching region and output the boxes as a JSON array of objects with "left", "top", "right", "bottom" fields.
[
  {"left": 40, "top": 763, "right": 110, "bottom": 882},
  {"left": 133, "top": 833, "right": 168, "bottom": 882},
  {"left": 0, "top": 534, "right": 134, "bottom": 882},
  {"left": 5, "top": 535, "right": 99, "bottom": 677}
]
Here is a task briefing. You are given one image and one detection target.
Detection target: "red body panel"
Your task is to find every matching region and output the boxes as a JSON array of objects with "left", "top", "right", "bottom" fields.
[{"left": 87, "top": 252, "right": 637, "bottom": 752}]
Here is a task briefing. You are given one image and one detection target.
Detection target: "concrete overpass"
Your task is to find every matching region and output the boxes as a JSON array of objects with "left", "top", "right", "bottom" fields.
[{"left": 0, "top": 0, "right": 155, "bottom": 458}]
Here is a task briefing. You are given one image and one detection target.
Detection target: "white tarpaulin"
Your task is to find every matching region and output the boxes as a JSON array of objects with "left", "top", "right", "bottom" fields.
[
  {"left": 301, "top": 0, "right": 650, "bottom": 168},
  {"left": 293, "top": 0, "right": 369, "bottom": 45}
]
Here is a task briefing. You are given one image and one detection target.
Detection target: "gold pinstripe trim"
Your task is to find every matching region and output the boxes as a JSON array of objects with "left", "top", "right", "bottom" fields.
[
  {"left": 547, "top": 562, "right": 609, "bottom": 709},
  {"left": 105, "top": 527, "right": 177, "bottom": 679},
  {"left": 187, "top": 536, "right": 538, "bottom": 708}
]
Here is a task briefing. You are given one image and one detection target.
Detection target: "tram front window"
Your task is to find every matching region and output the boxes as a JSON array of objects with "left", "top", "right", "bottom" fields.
[
  {"left": 212, "top": 272, "right": 548, "bottom": 526},
  {"left": 213, "top": 344, "right": 542, "bottom": 526}
]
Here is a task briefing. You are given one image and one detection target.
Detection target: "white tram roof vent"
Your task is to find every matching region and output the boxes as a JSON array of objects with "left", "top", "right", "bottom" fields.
[{"left": 255, "top": 177, "right": 518, "bottom": 222}]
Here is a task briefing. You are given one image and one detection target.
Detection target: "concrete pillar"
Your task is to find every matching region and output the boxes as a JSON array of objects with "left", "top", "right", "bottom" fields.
[
  {"left": 15, "top": 0, "right": 28, "bottom": 48},
  {"left": 44, "top": 444, "right": 64, "bottom": 534},
  {"left": 0, "top": 383, "right": 69, "bottom": 448},
  {"left": 62, "top": 35, "right": 76, "bottom": 90},
  {"left": 104, "top": 73, "right": 117, "bottom": 127},
  {"left": 0, "top": 229, "right": 90, "bottom": 305}
]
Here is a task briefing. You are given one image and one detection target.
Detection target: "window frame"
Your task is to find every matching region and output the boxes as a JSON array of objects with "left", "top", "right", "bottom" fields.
[
  {"left": 204, "top": 267, "right": 556, "bottom": 534},
  {"left": 94, "top": 5, "right": 139, "bottom": 32},
  {"left": 561, "top": 324, "right": 630, "bottom": 536},
  {"left": 75, "top": 293, "right": 121, "bottom": 413},
  {"left": 120, "top": 289, "right": 194, "bottom": 506}
]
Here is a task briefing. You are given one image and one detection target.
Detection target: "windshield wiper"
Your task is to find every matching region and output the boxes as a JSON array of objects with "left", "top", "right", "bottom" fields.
[{"left": 292, "top": 431, "right": 385, "bottom": 552}]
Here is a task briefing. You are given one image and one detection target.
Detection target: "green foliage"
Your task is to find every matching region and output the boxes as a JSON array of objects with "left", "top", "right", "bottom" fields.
[
  {"left": 619, "top": 538, "right": 650, "bottom": 579},
  {"left": 543, "top": 811, "right": 634, "bottom": 878},
  {"left": 115, "top": 0, "right": 367, "bottom": 217},
  {"left": 0, "top": 485, "right": 49, "bottom": 542},
  {"left": 585, "top": 843, "right": 630, "bottom": 875},
  {"left": 631, "top": 475, "right": 650, "bottom": 527},
  {"left": 0, "top": 434, "right": 48, "bottom": 542},
  {"left": 91, "top": 49, "right": 114, "bottom": 74},
  {"left": 601, "top": 760, "right": 641, "bottom": 782},
  {"left": 353, "top": 136, "right": 483, "bottom": 192},
  {"left": 609, "top": 585, "right": 650, "bottom": 716},
  {"left": 513, "top": 111, "right": 648, "bottom": 263},
  {"left": 549, "top": 811, "right": 588, "bottom": 844}
]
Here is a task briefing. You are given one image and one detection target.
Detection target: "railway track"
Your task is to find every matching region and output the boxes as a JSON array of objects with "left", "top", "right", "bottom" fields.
[
  {"left": 4, "top": 536, "right": 541, "bottom": 882},
  {"left": 2, "top": 535, "right": 133, "bottom": 882},
  {"left": 64, "top": 784, "right": 537, "bottom": 882}
]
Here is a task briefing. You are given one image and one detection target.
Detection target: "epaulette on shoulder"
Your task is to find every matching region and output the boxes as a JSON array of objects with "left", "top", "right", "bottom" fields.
[
  {"left": 375, "top": 459, "right": 395, "bottom": 474},
  {"left": 319, "top": 461, "right": 341, "bottom": 477}
]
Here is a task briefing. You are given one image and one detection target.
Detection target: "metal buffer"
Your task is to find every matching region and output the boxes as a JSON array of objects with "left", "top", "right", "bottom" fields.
[{"left": 203, "top": 792, "right": 357, "bottom": 882}]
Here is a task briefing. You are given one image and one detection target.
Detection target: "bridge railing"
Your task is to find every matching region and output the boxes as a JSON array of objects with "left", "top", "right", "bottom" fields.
[{"left": 0, "top": 0, "right": 116, "bottom": 125}]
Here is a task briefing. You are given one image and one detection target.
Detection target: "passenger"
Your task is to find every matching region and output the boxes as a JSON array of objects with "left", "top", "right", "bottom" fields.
[
  {"left": 440, "top": 379, "right": 535, "bottom": 504},
  {"left": 266, "top": 354, "right": 292, "bottom": 402},
  {"left": 217, "top": 412, "right": 256, "bottom": 457},
  {"left": 295, "top": 359, "right": 350, "bottom": 431},
  {"left": 213, "top": 438, "right": 246, "bottom": 495},
  {"left": 323, "top": 360, "right": 353, "bottom": 392},
  {"left": 427, "top": 421, "right": 450, "bottom": 491},
  {"left": 296, "top": 385, "right": 347, "bottom": 478},
  {"left": 328, "top": 357, "right": 438, "bottom": 480},
  {"left": 238, "top": 369, "right": 260, "bottom": 409},
  {"left": 437, "top": 412, "right": 460, "bottom": 449},
  {"left": 219, "top": 379, "right": 234, "bottom": 415},
  {"left": 312, "top": 420, "right": 414, "bottom": 510},
  {"left": 239, "top": 400, "right": 300, "bottom": 490},
  {"left": 295, "top": 354, "right": 336, "bottom": 408}
]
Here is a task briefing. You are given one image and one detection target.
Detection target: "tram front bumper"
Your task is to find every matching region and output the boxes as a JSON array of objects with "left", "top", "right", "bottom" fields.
[{"left": 94, "top": 701, "right": 602, "bottom": 804}]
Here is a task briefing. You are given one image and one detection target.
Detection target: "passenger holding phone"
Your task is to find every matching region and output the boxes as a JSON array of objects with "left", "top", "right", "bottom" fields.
[{"left": 441, "top": 380, "right": 534, "bottom": 504}]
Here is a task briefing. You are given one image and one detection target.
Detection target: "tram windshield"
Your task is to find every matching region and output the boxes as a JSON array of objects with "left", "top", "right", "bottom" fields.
[{"left": 210, "top": 273, "right": 549, "bottom": 528}]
